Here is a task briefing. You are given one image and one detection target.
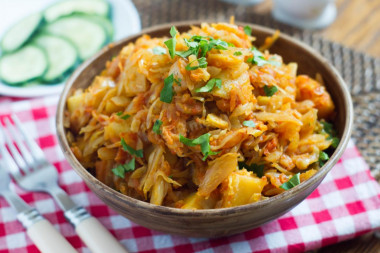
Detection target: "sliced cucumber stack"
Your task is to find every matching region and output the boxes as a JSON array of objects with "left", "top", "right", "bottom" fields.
[
  {"left": 0, "top": 45, "right": 47, "bottom": 85},
  {"left": 84, "top": 15, "right": 114, "bottom": 42},
  {"left": 0, "top": 0, "right": 114, "bottom": 86},
  {"left": 33, "top": 34, "right": 78, "bottom": 83},
  {"left": 44, "top": 0, "right": 110, "bottom": 23},
  {"left": 44, "top": 16, "right": 108, "bottom": 60},
  {"left": 1, "top": 13, "right": 44, "bottom": 53}
]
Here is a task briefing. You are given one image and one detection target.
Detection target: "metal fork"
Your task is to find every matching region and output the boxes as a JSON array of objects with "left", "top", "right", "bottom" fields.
[
  {"left": 0, "top": 115, "right": 127, "bottom": 253},
  {"left": 0, "top": 150, "right": 76, "bottom": 253}
]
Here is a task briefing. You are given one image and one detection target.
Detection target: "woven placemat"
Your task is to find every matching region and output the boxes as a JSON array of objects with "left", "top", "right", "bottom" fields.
[{"left": 132, "top": 0, "right": 380, "bottom": 182}]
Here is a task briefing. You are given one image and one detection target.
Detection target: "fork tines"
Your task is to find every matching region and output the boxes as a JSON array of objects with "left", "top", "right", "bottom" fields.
[{"left": 0, "top": 115, "right": 46, "bottom": 179}]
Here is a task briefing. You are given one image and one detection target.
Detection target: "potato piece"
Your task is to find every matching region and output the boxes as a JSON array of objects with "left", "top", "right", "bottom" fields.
[
  {"left": 221, "top": 170, "right": 267, "bottom": 208},
  {"left": 181, "top": 192, "right": 217, "bottom": 210}
]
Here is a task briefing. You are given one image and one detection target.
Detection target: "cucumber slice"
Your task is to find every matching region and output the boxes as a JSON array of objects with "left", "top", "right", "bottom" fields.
[
  {"left": 1, "top": 13, "right": 43, "bottom": 53},
  {"left": 0, "top": 45, "right": 48, "bottom": 85},
  {"left": 44, "top": 0, "right": 110, "bottom": 22},
  {"left": 83, "top": 15, "right": 114, "bottom": 41},
  {"left": 43, "top": 16, "right": 107, "bottom": 60},
  {"left": 34, "top": 34, "right": 79, "bottom": 83}
]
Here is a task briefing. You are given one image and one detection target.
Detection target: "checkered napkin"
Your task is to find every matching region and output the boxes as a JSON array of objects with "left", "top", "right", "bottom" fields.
[{"left": 0, "top": 95, "right": 379, "bottom": 253}]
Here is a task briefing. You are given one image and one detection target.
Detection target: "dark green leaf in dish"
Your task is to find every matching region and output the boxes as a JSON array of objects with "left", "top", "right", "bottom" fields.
[
  {"left": 121, "top": 138, "right": 143, "bottom": 158},
  {"left": 243, "top": 25, "right": 252, "bottom": 36},
  {"left": 164, "top": 26, "right": 177, "bottom": 59},
  {"left": 280, "top": 173, "right": 301, "bottom": 190},
  {"left": 153, "top": 120, "right": 163, "bottom": 135},
  {"left": 263, "top": 85, "right": 278, "bottom": 97},
  {"left": 112, "top": 158, "right": 136, "bottom": 178},
  {"left": 179, "top": 133, "right": 219, "bottom": 161},
  {"left": 160, "top": 74, "right": 175, "bottom": 103},
  {"left": 238, "top": 162, "right": 264, "bottom": 177},
  {"left": 318, "top": 151, "right": 329, "bottom": 167},
  {"left": 195, "top": 78, "right": 222, "bottom": 93},
  {"left": 185, "top": 57, "right": 207, "bottom": 71}
]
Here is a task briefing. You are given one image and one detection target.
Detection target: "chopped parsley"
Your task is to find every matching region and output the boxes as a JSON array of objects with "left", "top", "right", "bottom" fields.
[
  {"left": 247, "top": 47, "right": 280, "bottom": 67},
  {"left": 164, "top": 26, "right": 177, "bottom": 58},
  {"left": 152, "top": 46, "right": 167, "bottom": 55},
  {"left": 176, "top": 35, "right": 229, "bottom": 59},
  {"left": 121, "top": 138, "right": 143, "bottom": 158},
  {"left": 116, "top": 112, "right": 130, "bottom": 120},
  {"left": 331, "top": 137, "right": 339, "bottom": 148},
  {"left": 195, "top": 78, "right": 222, "bottom": 93},
  {"left": 238, "top": 162, "right": 264, "bottom": 177},
  {"left": 319, "top": 151, "right": 329, "bottom": 167},
  {"left": 234, "top": 51, "right": 242, "bottom": 56},
  {"left": 176, "top": 38, "right": 200, "bottom": 58},
  {"left": 280, "top": 173, "right": 300, "bottom": 190},
  {"left": 320, "top": 121, "right": 340, "bottom": 148},
  {"left": 263, "top": 85, "right": 278, "bottom": 97},
  {"left": 112, "top": 158, "right": 136, "bottom": 178},
  {"left": 160, "top": 74, "right": 175, "bottom": 103},
  {"left": 153, "top": 120, "right": 163, "bottom": 134},
  {"left": 185, "top": 57, "right": 207, "bottom": 71},
  {"left": 179, "top": 133, "right": 218, "bottom": 161},
  {"left": 243, "top": 120, "right": 256, "bottom": 127},
  {"left": 243, "top": 25, "right": 252, "bottom": 36}
]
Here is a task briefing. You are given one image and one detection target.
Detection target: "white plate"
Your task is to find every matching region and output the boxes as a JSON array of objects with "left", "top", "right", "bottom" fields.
[{"left": 0, "top": 0, "right": 141, "bottom": 98}]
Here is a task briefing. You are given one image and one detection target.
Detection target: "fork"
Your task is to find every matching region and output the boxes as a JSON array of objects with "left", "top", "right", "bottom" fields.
[
  {"left": 0, "top": 115, "right": 127, "bottom": 253},
  {"left": 0, "top": 158, "right": 77, "bottom": 252}
]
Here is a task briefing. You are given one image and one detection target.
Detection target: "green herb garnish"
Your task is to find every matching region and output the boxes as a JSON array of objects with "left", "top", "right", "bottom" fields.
[
  {"left": 243, "top": 26, "right": 252, "bottom": 36},
  {"left": 280, "top": 173, "right": 300, "bottom": 190},
  {"left": 195, "top": 78, "right": 222, "bottom": 93},
  {"left": 319, "top": 151, "right": 329, "bottom": 167},
  {"left": 263, "top": 85, "right": 278, "bottom": 97},
  {"left": 331, "top": 137, "right": 339, "bottom": 148},
  {"left": 320, "top": 121, "right": 340, "bottom": 149},
  {"left": 176, "top": 35, "right": 229, "bottom": 59},
  {"left": 153, "top": 120, "right": 163, "bottom": 135},
  {"left": 185, "top": 57, "right": 207, "bottom": 71},
  {"left": 153, "top": 46, "right": 167, "bottom": 55},
  {"left": 164, "top": 26, "right": 177, "bottom": 59},
  {"left": 247, "top": 47, "right": 280, "bottom": 67},
  {"left": 121, "top": 138, "right": 143, "bottom": 158},
  {"left": 160, "top": 74, "right": 175, "bottom": 103},
  {"left": 238, "top": 162, "right": 264, "bottom": 177},
  {"left": 179, "top": 133, "right": 218, "bottom": 161},
  {"left": 116, "top": 112, "right": 130, "bottom": 120},
  {"left": 234, "top": 51, "right": 242, "bottom": 56},
  {"left": 112, "top": 158, "right": 136, "bottom": 178},
  {"left": 243, "top": 121, "right": 256, "bottom": 127}
]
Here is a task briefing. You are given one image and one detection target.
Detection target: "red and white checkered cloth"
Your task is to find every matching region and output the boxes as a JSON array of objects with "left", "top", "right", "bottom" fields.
[{"left": 0, "top": 95, "right": 379, "bottom": 253}]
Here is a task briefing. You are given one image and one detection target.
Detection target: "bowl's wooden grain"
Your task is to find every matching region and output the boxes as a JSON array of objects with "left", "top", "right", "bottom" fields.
[{"left": 56, "top": 22, "right": 353, "bottom": 237}]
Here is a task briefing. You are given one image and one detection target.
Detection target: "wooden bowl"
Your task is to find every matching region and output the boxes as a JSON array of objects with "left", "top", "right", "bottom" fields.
[{"left": 56, "top": 21, "right": 353, "bottom": 237}]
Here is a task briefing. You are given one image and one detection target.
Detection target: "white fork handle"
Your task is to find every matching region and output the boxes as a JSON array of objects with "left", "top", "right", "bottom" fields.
[
  {"left": 27, "top": 219, "right": 77, "bottom": 253},
  {"left": 76, "top": 217, "right": 128, "bottom": 253}
]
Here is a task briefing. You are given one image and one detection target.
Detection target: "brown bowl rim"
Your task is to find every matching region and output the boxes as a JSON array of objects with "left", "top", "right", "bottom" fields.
[{"left": 56, "top": 21, "right": 354, "bottom": 217}]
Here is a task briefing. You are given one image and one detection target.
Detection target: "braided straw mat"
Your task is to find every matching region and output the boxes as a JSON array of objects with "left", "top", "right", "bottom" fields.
[{"left": 133, "top": 0, "right": 380, "bottom": 183}]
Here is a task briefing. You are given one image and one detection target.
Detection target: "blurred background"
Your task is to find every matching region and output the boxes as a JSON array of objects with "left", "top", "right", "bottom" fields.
[{"left": 134, "top": 0, "right": 379, "bottom": 57}]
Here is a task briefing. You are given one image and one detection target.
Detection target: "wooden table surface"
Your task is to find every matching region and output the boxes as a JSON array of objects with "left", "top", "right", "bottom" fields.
[
  {"left": 253, "top": 0, "right": 380, "bottom": 252},
  {"left": 254, "top": 0, "right": 380, "bottom": 58}
]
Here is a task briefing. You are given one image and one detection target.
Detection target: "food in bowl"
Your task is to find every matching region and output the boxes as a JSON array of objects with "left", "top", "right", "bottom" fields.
[{"left": 65, "top": 22, "right": 339, "bottom": 210}]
